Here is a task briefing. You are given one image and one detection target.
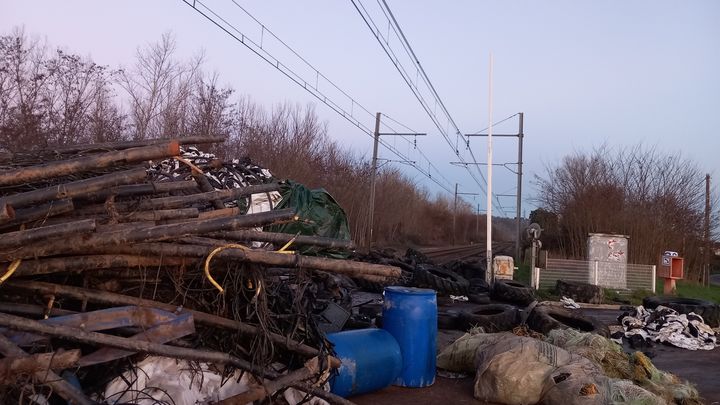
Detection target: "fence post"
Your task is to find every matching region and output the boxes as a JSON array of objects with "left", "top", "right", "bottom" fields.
[
  {"left": 651, "top": 265, "right": 656, "bottom": 293},
  {"left": 593, "top": 260, "right": 599, "bottom": 286}
]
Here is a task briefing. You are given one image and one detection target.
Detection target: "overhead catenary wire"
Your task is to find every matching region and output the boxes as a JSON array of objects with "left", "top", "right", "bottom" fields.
[
  {"left": 350, "top": 0, "right": 509, "bottom": 216},
  {"left": 180, "top": 0, "right": 460, "bottom": 195}
]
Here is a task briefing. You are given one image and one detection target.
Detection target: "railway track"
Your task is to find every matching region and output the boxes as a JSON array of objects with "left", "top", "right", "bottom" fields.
[{"left": 420, "top": 241, "right": 515, "bottom": 265}]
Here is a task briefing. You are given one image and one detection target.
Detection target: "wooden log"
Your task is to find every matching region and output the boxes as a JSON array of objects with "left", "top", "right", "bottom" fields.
[
  {"left": 0, "top": 203, "right": 14, "bottom": 222},
  {"left": 0, "top": 142, "right": 180, "bottom": 187},
  {"left": 0, "top": 167, "right": 148, "bottom": 209},
  {"left": 77, "top": 182, "right": 281, "bottom": 214},
  {"left": 198, "top": 207, "right": 240, "bottom": 220},
  {"left": 0, "top": 302, "right": 75, "bottom": 317},
  {"left": 0, "top": 209, "right": 297, "bottom": 260},
  {"left": 0, "top": 335, "right": 94, "bottom": 405},
  {"left": 192, "top": 172, "right": 225, "bottom": 209},
  {"left": 11, "top": 255, "right": 191, "bottom": 277},
  {"left": 4, "top": 280, "right": 319, "bottom": 357},
  {"left": 0, "top": 349, "right": 81, "bottom": 383},
  {"left": 219, "top": 356, "right": 340, "bottom": 404},
  {"left": 0, "top": 311, "right": 292, "bottom": 376},
  {"left": 123, "top": 208, "right": 199, "bottom": 222},
  {"left": 91, "top": 242, "right": 401, "bottom": 279},
  {"left": 78, "top": 180, "right": 198, "bottom": 202},
  {"left": 0, "top": 199, "right": 74, "bottom": 230},
  {"left": 35, "top": 135, "right": 226, "bottom": 155},
  {"left": 0, "top": 219, "right": 96, "bottom": 250},
  {"left": 212, "top": 229, "right": 355, "bottom": 249}
]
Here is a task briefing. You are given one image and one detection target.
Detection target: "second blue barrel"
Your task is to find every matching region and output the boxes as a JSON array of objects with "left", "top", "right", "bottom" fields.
[
  {"left": 382, "top": 286, "right": 437, "bottom": 387},
  {"left": 326, "top": 328, "right": 402, "bottom": 397}
]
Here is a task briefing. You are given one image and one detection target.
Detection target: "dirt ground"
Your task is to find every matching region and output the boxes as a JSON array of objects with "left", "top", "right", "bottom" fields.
[{"left": 350, "top": 304, "right": 720, "bottom": 404}]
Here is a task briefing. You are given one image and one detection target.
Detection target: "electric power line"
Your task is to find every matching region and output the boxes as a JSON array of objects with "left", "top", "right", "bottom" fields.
[
  {"left": 350, "top": 0, "right": 509, "bottom": 215},
  {"left": 181, "top": 0, "right": 460, "bottom": 194}
]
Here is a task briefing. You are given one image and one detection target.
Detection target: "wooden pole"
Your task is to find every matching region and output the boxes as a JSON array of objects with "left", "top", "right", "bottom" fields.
[
  {"left": 0, "top": 349, "right": 81, "bottom": 383},
  {"left": 89, "top": 242, "right": 402, "bottom": 279},
  {"left": 0, "top": 167, "right": 148, "bottom": 209},
  {"left": 213, "top": 229, "right": 355, "bottom": 249},
  {"left": 0, "top": 141, "right": 180, "bottom": 186},
  {"left": 0, "top": 199, "right": 74, "bottom": 230},
  {"left": 0, "top": 203, "right": 14, "bottom": 223},
  {"left": 11, "top": 255, "right": 190, "bottom": 277},
  {"left": 0, "top": 218, "right": 96, "bottom": 250},
  {"left": 0, "top": 209, "right": 297, "bottom": 260},
  {"left": 0, "top": 335, "right": 94, "bottom": 405},
  {"left": 4, "top": 280, "right": 320, "bottom": 357}
]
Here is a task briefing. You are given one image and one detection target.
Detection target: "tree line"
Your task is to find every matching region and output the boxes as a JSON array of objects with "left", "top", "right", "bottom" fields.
[{"left": 533, "top": 144, "right": 717, "bottom": 281}]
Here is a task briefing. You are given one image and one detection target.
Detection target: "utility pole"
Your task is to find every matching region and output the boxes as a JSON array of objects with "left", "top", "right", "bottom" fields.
[
  {"left": 705, "top": 174, "right": 710, "bottom": 286},
  {"left": 366, "top": 113, "right": 426, "bottom": 247},
  {"left": 367, "top": 113, "right": 381, "bottom": 248},
  {"left": 463, "top": 112, "right": 524, "bottom": 264},
  {"left": 487, "top": 53, "right": 494, "bottom": 285},
  {"left": 453, "top": 183, "right": 479, "bottom": 245},
  {"left": 516, "top": 113, "right": 524, "bottom": 261}
]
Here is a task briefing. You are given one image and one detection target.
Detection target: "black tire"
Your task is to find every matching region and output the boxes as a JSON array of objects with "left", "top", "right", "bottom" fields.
[
  {"left": 413, "top": 266, "right": 469, "bottom": 295},
  {"left": 459, "top": 304, "right": 518, "bottom": 332},
  {"left": 642, "top": 296, "right": 720, "bottom": 327},
  {"left": 438, "top": 310, "right": 462, "bottom": 330},
  {"left": 468, "top": 293, "right": 491, "bottom": 305},
  {"left": 491, "top": 279, "right": 536, "bottom": 305},
  {"left": 527, "top": 305, "right": 609, "bottom": 337},
  {"left": 468, "top": 278, "right": 490, "bottom": 293}
]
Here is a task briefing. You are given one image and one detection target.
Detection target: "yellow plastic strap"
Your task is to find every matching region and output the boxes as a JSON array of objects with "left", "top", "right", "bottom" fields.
[
  {"left": 0, "top": 259, "right": 22, "bottom": 285},
  {"left": 276, "top": 232, "right": 300, "bottom": 254},
  {"left": 204, "top": 244, "right": 247, "bottom": 294}
]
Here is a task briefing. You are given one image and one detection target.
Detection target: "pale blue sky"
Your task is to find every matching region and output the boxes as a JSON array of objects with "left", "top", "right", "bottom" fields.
[{"left": 2, "top": 1, "right": 719, "bottom": 216}]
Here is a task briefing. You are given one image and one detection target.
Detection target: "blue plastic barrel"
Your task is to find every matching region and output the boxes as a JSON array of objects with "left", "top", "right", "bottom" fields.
[
  {"left": 326, "top": 328, "right": 402, "bottom": 397},
  {"left": 382, "top": 286, "right": 437, "bottom": 387}
]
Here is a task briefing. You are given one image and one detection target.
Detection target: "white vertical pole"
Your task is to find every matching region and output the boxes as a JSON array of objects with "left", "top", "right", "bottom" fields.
[
  {"left": 485, "top": 53, "right": 494, "bottom": 285},
  {"left": 593, "top": 260, "right": 599, "bottom": 285},
  {"left": 651, "top": 265, "right": 656, "bottom": 293}
]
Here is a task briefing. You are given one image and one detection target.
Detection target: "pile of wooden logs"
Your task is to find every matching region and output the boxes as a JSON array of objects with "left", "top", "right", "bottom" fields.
[{"left": 0, "top": 137, "right": 400, "bottom": 404}]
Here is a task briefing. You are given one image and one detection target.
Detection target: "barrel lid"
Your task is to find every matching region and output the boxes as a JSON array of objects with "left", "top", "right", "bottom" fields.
[{"left": 384, "top": 286, "right": 436, "bottom": 296}]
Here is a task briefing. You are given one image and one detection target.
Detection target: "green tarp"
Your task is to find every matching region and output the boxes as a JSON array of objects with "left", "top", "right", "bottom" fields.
[{"left": 266, "top": 181, "right": 351, "bottom": 256}]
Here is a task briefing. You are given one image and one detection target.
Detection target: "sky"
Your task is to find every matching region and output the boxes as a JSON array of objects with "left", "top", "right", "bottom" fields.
[{"left": 2, "top": 0, "right": 719, "bottom": 218}]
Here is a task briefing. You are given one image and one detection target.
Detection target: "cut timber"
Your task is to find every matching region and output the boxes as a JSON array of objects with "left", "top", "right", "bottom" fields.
[
  {"left": 0, "top": 209, "right": 297, "bottom": 260},
  {"left": 213, "top": 229, "right": 355, "bottom": 249},
  {"left": 79, "top": 180, "right": 198, "bottom": 202},
  {"left": 4, "top": 280, "right": 319, "bottom": 357},
  {"left": 0, "top": 199, "right": 73, "bottom": 230},
  {"left": 0, "top": 349, "right": 81, "bottom": 383},
  {"left": 0, "top": 141, "right": 180, "bottom": 186},
  {"left": 0, "top": 203, "right": 14, "bottom": 223},
  {"left": 0, "top": 167, "right": 148, "bottom": 208},
  {"left": 92, "top": 242, "right": 402, "bottom": 279},
  {"left": 36, "top": 135, "right": 225, "bottom": 154},
  {"left": 218, "top": 356, "right": 340, "bottom": 404},
  {"left": 0, "top": 311, "right": 290, "bottom": 376},
  {"left": 78, "top": 182, "right": 281, "bottom": 213},
  {"left": 11, "top": 255, "right": 190, "bottom": 277},
  {"left": 0, "top": 335, "right": 93, "bottom": 405},
  {"left": 0, "top": 218, "right": 96, "bottom": 250},
  {"left": 120, "top": 208, "right": 199, "bottom": 222}
]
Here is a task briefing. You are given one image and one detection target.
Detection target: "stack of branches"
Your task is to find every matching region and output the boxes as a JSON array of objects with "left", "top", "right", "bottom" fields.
[{"left": 0, "top": 136, "right": 399, "bottom": 404}]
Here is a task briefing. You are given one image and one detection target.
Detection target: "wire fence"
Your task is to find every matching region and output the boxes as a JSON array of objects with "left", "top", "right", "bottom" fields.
[{"left": 534, "top": 258, "right": 656, "bottom": 293}]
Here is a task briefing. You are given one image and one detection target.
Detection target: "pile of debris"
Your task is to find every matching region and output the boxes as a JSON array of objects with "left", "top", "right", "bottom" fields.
[
  {"left": 615, "top": 305, "right": 717, "bottom": 351},
  {"left": 0, "top": 137, "right": 402, "bottom": 404}
]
